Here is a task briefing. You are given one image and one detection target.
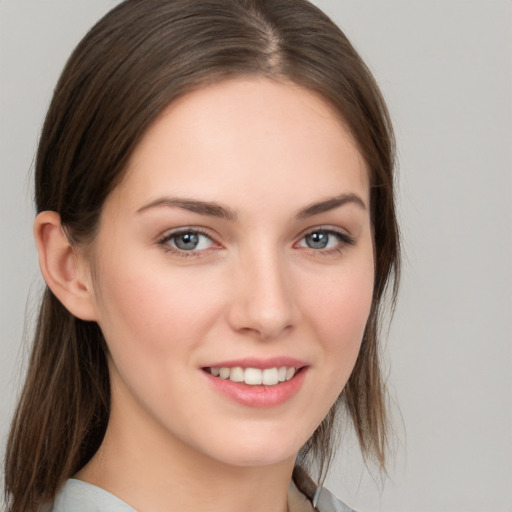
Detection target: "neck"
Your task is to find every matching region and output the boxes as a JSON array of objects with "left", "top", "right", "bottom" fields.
[{"left": 76, "top": 380, "right": 296, "bottom": 512}]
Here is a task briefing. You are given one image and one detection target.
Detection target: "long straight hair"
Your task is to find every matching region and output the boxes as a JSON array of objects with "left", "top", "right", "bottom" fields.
[{"left": 4, "top": 1, "right": 400, "bottom": 511}]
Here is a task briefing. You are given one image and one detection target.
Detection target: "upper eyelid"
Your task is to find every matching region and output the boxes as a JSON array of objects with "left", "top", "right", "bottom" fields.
[
  {"left": 158, "top": 226, "right": 217, "bottom": 241},
  {"left": 296, "top": 225, "right": 352, "bottom": 239}
]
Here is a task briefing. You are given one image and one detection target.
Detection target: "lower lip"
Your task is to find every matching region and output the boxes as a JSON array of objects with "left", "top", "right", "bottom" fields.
[{"left": 203, "top": 368, "right": 307, "bottom": 408}]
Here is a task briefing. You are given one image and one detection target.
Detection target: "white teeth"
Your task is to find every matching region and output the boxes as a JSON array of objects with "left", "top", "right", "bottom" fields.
[
  {"left": 230, "top": 366, "right": 244, "bottom": 382},
  {"left": 244, "top": 368, "right": 263, "bottom": 385},
  {"left": 208, "top": 366, "right": 298, "bottom": 386},
  {"left": 262, "top": 368, "right": 279, "bottom": 385},
  {"left": 219, "top": 367, "right": 230, "bottom": 379}
]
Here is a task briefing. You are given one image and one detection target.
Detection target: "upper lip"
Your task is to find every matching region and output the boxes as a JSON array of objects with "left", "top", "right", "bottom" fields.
[{"left": 202, "top": 357, "right": 308, "bottom": 370}]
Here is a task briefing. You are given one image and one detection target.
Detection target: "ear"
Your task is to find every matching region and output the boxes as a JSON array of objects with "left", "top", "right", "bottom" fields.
[{"left": 34, "top": 211, "right": 98, "bottom": 321}]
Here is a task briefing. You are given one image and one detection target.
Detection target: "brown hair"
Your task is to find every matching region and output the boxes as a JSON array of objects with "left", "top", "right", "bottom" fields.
[{"left": 4, "top": 1, "right": 400, "bottom": 510}]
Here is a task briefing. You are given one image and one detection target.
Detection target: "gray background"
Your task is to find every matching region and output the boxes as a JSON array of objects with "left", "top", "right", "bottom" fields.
[{"left": 1, "top": 1, "right": 511, "bottom": 511}]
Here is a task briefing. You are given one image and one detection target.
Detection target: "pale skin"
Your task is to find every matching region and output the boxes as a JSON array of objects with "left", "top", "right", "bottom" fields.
[{"left": 34, "top": 78, "right": 374, "bottom": 512}]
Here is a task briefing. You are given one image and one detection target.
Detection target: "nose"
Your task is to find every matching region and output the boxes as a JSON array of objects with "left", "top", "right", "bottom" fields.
[{"left": 226, "top": 246, "right": 299, "bottom": 341}]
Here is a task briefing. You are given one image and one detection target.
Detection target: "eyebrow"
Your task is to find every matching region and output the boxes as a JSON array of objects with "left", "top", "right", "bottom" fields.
[
  {"left": 297, "top": 193, "right": 367, "bottom": 219},
  {"left": 136, "top": 193, "right": 366, "bottom": 220},
  {"left": 136, "top": 197, "right": 237, "bottom": 220}
]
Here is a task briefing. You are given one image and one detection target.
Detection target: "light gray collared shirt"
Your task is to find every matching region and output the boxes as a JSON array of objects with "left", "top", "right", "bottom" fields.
[{"left": 51, "top": 478, "right": 356, "bottom": 512}]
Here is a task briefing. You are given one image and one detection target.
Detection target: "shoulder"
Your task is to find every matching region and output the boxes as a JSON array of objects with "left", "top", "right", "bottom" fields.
[
  {"left": 50, "top": 479, "right": 136, "bottom": 512},
  {"left": 293, "top": 466, "right": 358, "bottom": 512}
]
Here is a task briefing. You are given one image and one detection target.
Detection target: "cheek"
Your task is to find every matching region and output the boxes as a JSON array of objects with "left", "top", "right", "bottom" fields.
[
  {"left": 92, "top": 257, "right": 222, "bottom": 363},
  {"left": 304, "top": 255, "right": 374, "bottom": 379},
  {"left": 91, "top": 258, "right": 227, "bottom": 430}
]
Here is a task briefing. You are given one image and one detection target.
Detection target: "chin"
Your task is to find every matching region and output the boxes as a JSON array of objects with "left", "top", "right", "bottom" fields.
[{"left": 194, "top": 425, "right": 308, "bottom": 469}]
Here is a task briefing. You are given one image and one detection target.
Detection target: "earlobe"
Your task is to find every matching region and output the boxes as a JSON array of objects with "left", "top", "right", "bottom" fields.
[{"left": 34, "top": 211, "right": 98, "bottom": 321}]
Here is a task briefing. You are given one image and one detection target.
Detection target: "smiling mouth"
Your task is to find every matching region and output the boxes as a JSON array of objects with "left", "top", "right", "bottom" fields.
[{"left": 205, "top": 366, "right": 299, "bottom": 386}]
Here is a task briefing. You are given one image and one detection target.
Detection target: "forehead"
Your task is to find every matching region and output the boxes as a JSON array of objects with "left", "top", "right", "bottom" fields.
[{"left": 112, "top": 77, "right": 369, "bottom": 212}]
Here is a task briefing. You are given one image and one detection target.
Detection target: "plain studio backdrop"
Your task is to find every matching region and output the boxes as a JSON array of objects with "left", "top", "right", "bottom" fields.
[{"left": 1, "top": 1, "right": 511, "bottom": 511}]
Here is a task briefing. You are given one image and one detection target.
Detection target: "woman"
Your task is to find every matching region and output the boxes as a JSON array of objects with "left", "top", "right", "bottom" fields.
[{"left": 4, "top": 1, "right": 400, "bottom": 511}]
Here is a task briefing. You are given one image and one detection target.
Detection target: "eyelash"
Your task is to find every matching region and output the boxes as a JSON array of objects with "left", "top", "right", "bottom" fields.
[
  {"left": 157, "top": 227, "right": 219, "bottom": 257},
  {"left": 157, "top": 227, "right": 355, "bottom": 258},
  {"left": 295, "top": 228, "right": 355, "bottom": 256}
]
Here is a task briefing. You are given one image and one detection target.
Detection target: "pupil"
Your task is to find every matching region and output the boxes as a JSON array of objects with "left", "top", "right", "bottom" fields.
[
  {"left": 306, "top": 232, "right": 328, "bottom": 249},
  {"left": 175, "top": 232, "right": 199, "bottom": 250}
]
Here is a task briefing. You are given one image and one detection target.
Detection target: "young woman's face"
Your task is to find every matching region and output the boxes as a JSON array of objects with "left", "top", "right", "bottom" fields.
[{"left": 87, "top": 78, "right": 374, "bottom": 468}]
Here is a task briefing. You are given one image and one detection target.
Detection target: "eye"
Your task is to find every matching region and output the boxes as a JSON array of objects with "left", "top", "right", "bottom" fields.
[
  {"left": 158, "top": 229, "right": 216, "bottom": 254},
  {"left": 296, "top": 229, "right": 354, "bottom": 252}
]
